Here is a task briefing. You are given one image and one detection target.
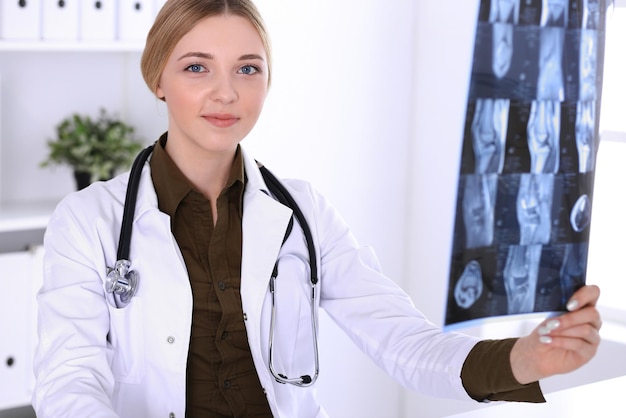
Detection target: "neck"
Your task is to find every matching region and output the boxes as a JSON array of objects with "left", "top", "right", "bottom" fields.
[
  {"left": 165, "top": 139, "right": 237, "bottom": 203},
  {"left": 187, "top": 153, "right": 235, "bottom": 202}
]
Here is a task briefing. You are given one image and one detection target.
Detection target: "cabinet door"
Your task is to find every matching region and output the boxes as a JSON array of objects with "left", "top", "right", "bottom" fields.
[
  {"left": 80, "top": 0, "right": 117, "bottom": 41},
  {"left": 42, "top": 0, "right": 80, "bottom": 41},
  {"left": 0, "top": 0, "right": 42, "bottom": 40},
  {"left": 0, "top": 247, "right": 43, "bottom": 410},
  {"left": 118, "top": 0, "right": 155, "bottom": 41}
]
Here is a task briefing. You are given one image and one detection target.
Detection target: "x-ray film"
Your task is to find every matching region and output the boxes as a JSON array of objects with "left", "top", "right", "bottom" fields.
[{"left": 445, "top": 0, "right": 608, "bottom": 329}]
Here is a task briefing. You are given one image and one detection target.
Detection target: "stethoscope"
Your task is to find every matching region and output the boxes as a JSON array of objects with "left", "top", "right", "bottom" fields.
[{"left": 105, "top": 144, "right": 320, "bottom": 387}]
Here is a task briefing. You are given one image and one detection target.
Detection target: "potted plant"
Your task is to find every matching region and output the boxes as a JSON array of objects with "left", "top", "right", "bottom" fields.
[{"left": 41, "top": 108, "right": 144, "bottom": 190}]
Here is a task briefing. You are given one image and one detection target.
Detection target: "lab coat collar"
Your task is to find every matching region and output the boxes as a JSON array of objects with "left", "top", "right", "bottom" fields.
[
  {"left": 128, "top": 162, "right": 160, "bottom": 222},
  {"left": 112, "top": 146, "right": 294, "bottom": 315}
]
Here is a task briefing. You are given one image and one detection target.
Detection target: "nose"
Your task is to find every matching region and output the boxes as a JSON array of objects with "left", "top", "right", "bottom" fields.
[{"left": 209, "top": 74, "right": 239, "bottom": 104}]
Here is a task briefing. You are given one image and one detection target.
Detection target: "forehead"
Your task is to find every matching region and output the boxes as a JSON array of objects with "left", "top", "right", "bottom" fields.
[{"left": 172, "top": 14, "right": 266, "bottom": 56}]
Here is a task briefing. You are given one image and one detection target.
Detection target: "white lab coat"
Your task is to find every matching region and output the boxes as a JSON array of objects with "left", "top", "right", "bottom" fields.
[{"left": 33, "top": 147, "right": 480, "bottom": 417}]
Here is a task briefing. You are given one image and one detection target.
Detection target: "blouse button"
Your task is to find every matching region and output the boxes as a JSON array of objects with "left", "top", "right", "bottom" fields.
[
  {"left": 169, "top": 413, "right": 176, "bottom": 418},
  {"left": 167, "top": 336, "right": 175, "bottom": 344}
]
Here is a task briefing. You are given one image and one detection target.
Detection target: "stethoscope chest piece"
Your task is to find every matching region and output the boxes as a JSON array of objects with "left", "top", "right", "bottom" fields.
[{"left": 106, "top": 259, "right": 139, "bottom": 308}]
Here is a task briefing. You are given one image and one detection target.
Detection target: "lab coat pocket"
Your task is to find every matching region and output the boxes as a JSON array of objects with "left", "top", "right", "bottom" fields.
[
  {"left": 108, "top": 297, "right": 146, "bottom": 384},
  {"left": 271, "top": 253, "right": 317, "bottom": 378}
]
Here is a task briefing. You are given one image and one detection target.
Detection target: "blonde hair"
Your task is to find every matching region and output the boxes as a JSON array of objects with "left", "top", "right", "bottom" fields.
[{"left": 141, "top": 0, "right": 272, "bottom": 100}]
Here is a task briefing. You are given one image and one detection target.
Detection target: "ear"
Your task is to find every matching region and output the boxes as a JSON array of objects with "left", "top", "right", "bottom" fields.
[{"left": 156, "top": 85, "right": 165, "bottom": 101}]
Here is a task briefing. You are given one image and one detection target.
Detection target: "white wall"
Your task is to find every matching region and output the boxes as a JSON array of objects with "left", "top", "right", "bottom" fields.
[{"left": 250, "top": 1, "right": 414, "bottom": 416}]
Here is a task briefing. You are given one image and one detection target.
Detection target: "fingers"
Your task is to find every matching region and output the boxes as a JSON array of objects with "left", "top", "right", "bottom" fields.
[
  {"left": 541, "top": 326, "right": 601, "bottom": 366},
  {"left": 548, "top": 321, "right": 601, "bottom": 346},
  {"left": 563, "top": 284, "right": 602, "bottom": 333},
  {"left": 566, "top": 284, "right": 600, "bottom": 311},
  {"left": 536, "top": 302, "right": 602, "bottom": 346},
  {"left": 544, "top": 307, "right": 601, "bottom": 335}
]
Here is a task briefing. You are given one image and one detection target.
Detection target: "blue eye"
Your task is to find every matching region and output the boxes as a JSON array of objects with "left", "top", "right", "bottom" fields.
[
  {"left": 185, "top": 64, "right": 205, "bottom": 73},
  {"left": 239, "top": 65, "right": 259, "bottom": 75}
]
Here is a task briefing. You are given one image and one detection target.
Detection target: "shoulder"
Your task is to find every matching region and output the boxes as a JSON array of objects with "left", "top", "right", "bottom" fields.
[
  {"left": 54, "top": 171, "right": 130, "bottom": 219},
  {"left": 279, "top": 177, "right": 318, "bottom": 200}
]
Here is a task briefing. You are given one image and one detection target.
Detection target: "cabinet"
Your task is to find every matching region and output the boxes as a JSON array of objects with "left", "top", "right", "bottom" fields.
[
  {"left": 0, "top": 40, "right": 149, "bottom": 244},
  {"left": 0, "top": 1, "right": 168, "bottom": 241},
  {"left": 0, "top": 47, "right": 167, "bottom": 237},
  {"left": 0, "top": 247, "right": 43, "bottom": 410}
]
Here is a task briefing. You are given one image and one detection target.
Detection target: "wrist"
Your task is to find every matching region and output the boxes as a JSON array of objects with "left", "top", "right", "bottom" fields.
[{"left": 510, "top": 336, "right": 540, "bottom": 385}]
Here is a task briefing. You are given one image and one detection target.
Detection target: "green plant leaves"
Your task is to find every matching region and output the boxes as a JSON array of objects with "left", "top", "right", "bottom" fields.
[{"left": 41, "top": 108, "right": 144, "bottom": 182}]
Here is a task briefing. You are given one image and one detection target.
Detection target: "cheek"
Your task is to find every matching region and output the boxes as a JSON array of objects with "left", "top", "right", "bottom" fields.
[
  {"left": 245, "top": 89, "right": 268, "bottom": 116},
  {"left": 163, "top": 86, "right": 201, "bottom": 114}
]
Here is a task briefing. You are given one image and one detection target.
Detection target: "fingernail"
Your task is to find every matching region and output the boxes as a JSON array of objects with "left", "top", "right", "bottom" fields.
[
  {"left": 539, "top": 335, "right": 553, "bottom": 344},
  {"left": 538, "top": 320, "right": 560, "bottom": 335},
  {"left": 567, "top": 299, "right": 579, "bottom": 311},
  {"left": 546, "top": 319, "right": 561, "bottom": 330}
]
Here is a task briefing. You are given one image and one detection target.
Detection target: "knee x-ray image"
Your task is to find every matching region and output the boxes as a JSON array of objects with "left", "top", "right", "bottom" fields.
[
  {"left": 471, "top": 99, "right": 509, "bottom": 174},
  {"left": 445, "top": 0, "right": 607, "bottom": 328},
  {"left": 527, "top": 100, "right": 561, "bottom": 173},
  {"left": 463, "top": 174, "right": 498, "bottom": 248}
]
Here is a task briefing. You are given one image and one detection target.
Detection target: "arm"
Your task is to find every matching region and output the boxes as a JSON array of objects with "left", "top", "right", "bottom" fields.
[
  {"left": 298, "top": 181, "right": 480, "bottom": 400},
  {"left": 33, "top": 199, "right": 119, "bottom": 418}
]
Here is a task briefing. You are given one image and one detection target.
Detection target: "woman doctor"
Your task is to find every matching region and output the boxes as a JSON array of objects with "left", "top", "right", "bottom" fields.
[{"left": 33, "top": 0, "right": 602, "bottom": 417}]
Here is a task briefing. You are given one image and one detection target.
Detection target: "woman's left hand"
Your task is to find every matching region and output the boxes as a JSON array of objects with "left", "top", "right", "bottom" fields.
[{"left": 510, "top": 284, "right": 602, "bottom": 385}]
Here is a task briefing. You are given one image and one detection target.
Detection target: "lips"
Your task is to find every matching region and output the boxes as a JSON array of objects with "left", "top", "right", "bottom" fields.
[{"left": 203, "top": 113, "right": 239, "bottom": 128}]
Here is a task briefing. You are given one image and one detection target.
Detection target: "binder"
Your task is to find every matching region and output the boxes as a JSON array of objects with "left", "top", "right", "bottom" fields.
[
  {"left": 0, "top": 252, "right": 34, "bottom": 409},
  {"left": 118, "top": 0, "right": 154, "bottom": 42},
  {"left": 0, "top": 0, "right": 42, "bottom": 40},
  {"left": 42, "top": 0, "right": 80, "bottom": 41},
  {"left": 80, "top": 0, "right": 116, "bottom": 41}
]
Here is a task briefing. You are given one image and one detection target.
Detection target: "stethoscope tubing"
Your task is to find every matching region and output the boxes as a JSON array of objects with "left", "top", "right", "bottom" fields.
[
  {"left": 107, "top": 144, "right": 320, "bottom": 385},
  {"left": 117, "top": 144, "right": 155, "bottom": 261},
  {"left": 259, "top": 164, "right": 320, "bottom": 386}
]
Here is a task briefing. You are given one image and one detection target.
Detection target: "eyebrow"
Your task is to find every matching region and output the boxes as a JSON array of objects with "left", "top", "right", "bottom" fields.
[
  {"left": 238, "top": 53, "right": 265, "bottom": 62},
  {"left": 177, "top": 52, "right": 213, "bottom": 61},
  {"left": 177, "top": 52, "right": 265, "bottom": 62}
]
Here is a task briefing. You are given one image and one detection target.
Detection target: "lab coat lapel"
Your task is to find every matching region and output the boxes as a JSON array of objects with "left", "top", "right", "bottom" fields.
[{"left": 240, "top": 151, "right": 293, "bottom": 351}]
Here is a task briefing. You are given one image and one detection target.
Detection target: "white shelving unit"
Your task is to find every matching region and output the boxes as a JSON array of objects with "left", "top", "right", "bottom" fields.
[
  {"left": 0, "top": 0, "right": 168, "bottom": 243},
  {"left": 0, "top": 38, "right": 169, "bottom": 246},
  {"left": 0, "top": 40, "right": 146, "bottom": 239},
  {"left": 0, "top": 201, "right": 57, "bottom": 233},
  {"left": 0, "top": 40, "right": 144, "bottom": 53}
]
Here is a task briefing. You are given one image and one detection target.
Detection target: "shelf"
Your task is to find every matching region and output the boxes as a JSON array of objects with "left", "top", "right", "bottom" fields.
[
  {"left": 601, "top": 130, "right": 626, "bottom": 143},
  {"left": 0, "top": 200, "right": 58, "bottom": 233},
  {"left": 0, "top": 40, "right": 145, "bottom": 53}
]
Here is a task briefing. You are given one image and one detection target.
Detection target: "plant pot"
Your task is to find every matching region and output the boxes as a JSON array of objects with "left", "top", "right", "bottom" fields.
[{"left": 73, "top": 170, "right": 92, "bottom": 191}]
